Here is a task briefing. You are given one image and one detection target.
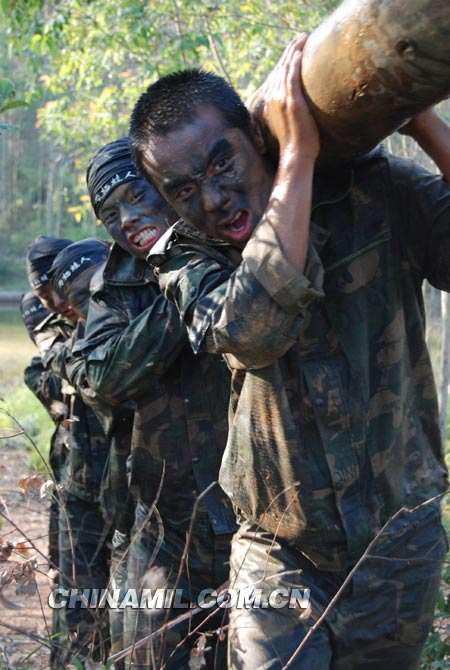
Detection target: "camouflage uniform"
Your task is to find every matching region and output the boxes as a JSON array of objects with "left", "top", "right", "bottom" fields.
[
  {"left": 80, "top": 243, "right": 237, "bottom": 669},
  {"left": 150, "top": 148, "right": 450, "bottom": 669},
  {"left": 45, "top": 321, "right": 112, "bottom": 667},
  {"left": 67, "top": 323, "right": 135, "bottom": 670},
  {"left": 24, "top": 355, "right": 66, "bottom": 566},
  {"left": 24, "top": 311, "right": 74, "bottom": 668},
  {"left": 22, "top": 309, "right": 68, "bottom": 474},
  {"left": 26, "top": 311, "right": 74, "bottom": 565}
]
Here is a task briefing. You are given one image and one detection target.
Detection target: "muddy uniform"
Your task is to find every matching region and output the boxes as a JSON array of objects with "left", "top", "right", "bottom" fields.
[
  {"left": 150, "top": 149, "right": 450, "bottom": 670},
  {"left": 80, "top": 243, "right": 237, "bottom": 669}
]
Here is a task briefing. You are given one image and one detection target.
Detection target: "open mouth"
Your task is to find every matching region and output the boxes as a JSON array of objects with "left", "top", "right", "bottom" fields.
[
  {"left": 219, "top": 209, "right": 252, "bottom": 242},
  {"left": 63, "top": 307, "right": 77, "bottom": 319},
  {"left": 129, "top": 226, "right": 159, "bottom": 249}
]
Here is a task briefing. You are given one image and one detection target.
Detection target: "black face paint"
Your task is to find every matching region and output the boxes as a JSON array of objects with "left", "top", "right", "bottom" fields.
[
  {"left": 142, "top": 105, "right": 275, "bottom": 247},
  {"left": 98, "top": 179, "right": 176, "bottom": 259}
]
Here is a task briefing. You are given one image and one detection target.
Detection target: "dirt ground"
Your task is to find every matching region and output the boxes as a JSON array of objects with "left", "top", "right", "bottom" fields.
[{"left": 0, "top": 444, "right": 52, "bottom": 669}]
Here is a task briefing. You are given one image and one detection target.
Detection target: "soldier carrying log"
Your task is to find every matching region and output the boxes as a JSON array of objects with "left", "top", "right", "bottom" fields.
[{"left": 129, "top": 32, "right": 450, "bottom": 670}]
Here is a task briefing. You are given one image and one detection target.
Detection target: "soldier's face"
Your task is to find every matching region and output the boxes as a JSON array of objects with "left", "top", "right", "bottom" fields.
[
  {"left": 63, "top": 268, "right": 99, "bottom": 321},
  {"left": 98, "top": 179, "right": 177, "bottom": 259},
  {"left": 35, "top": 283, "right": 77, "bottom": 323},
  {"left": 140, "top": 105, "right": 275, "bottom": 248}
]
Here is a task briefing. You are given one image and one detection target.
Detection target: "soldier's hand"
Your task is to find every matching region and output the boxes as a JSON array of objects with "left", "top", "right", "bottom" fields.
[{"left": 263, "top": 34, "right": 320, "bottom": 164}]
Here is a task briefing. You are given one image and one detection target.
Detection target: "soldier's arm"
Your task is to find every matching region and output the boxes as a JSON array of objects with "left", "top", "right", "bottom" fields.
[
  {"left": 24, "top": 356, "right": 65, "bottom": 422},
  {"left": 155, "top": 231, "right": 323, "bottom": 370},
  {"left": 256, "top": 33, "right": 319, "bottom": 272},
  {"left": 401, "top": 107, "right": 450, "bottom": 183},
  {"left": 80, "top": 289, "right": 186, "bottom": 405}
]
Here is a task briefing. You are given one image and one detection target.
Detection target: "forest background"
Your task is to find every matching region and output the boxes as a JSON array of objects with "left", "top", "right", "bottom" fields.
[
  {"left": 0, "top": 0, "right": 449, "bottom": 667},
  {"left": 1, "top": 0, "right": 342, "bottom": 292}
]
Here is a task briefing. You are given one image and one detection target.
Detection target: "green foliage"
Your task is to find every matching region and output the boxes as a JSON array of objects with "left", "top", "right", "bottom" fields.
[
  {"left": 0, "top": 0, "right": 340, "bottom": 290},
  {"left": 0, "top": 387, "right": 53, "bottom": 470},
  {"left": 0, "top": 78, "right": 28, "bottom": 130},
  {"left": 2, "top": 0, "right": 340, "bottom": 150},
  {"left": 0, "top": 307, "right": 53, "bottom": 469}
]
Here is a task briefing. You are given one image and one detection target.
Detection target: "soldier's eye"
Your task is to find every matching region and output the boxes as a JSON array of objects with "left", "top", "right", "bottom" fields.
[
  {"left": 131, "top": 189, "right": 145, "bottom": 202},
  {"left": 101, "top": 211, "right": 116, "bottom": 225},
  {"left": 177, "top": 185, "right": 195, "bottom": 201},
  {"left": 215, "top": 156, "right": 233, "bottom": 172}
]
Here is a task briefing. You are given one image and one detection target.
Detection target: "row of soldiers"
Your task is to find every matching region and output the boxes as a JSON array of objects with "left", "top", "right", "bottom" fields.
[
  {"left": 21, "top": 137, "right": 236, "bottom": 669},
  {"left": 19, "top": 35, "right": 450, "bottom": 670}
]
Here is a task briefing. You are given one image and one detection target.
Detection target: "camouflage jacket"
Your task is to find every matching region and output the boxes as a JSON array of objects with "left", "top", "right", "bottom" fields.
[
  {"left": 45, "top": 321, "right": 110, "bottom": 504},
  {"left": 24, "top": 355, "right": 64, "bottom": 421},
  {"left": 64, "top": 323, "right": 135, "bottom": 532},
  {"left": 24, "top": 355, "right": 67, "bottom": 480},
  {"left": 27, "top": 313, "right": 75, "bottom": 481},
  {"left": 79, "top": 243, "right": 237, "bottom": 534},
  {"left": 150, "top": 148, "right": 450, "bottom": 570},
  {"left": 33, "top": 312, "right": 74, "bottom": 358}
]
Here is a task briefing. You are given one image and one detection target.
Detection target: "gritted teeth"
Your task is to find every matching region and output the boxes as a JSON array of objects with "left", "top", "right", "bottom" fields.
[{"left": 132, "top": 228, "right": 157, "bottom": 247}]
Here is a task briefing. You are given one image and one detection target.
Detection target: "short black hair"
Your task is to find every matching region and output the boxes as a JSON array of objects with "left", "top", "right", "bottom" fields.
[{"left": 129, "top": 69, "right": 252, "bottom": 175}]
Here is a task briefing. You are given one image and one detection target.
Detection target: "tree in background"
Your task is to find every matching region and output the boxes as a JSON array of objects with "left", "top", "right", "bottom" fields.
[{"left": 0, "top": 0, "right": 338, "bottom": 288}]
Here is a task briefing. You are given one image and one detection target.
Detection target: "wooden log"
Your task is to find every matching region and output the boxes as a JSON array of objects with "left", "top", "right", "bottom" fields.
[{"left": 248, "top": 0, "right": 450, "bottom": 169}]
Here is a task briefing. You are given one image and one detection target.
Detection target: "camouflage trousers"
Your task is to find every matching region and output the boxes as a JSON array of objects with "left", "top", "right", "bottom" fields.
[
  {"left": 124, "top": 501, "right": 232, "bottom": 670},
  {"left": 58, "top": 494, "right": 112, "bottom": 667},
  {"left": 228, "top": 502, "right": 448, "bottom": 670}
]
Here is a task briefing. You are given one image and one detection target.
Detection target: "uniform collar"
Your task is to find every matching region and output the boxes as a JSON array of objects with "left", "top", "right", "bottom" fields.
[{"left": 102, "top": 242, "right": 156, "bottom": 286}]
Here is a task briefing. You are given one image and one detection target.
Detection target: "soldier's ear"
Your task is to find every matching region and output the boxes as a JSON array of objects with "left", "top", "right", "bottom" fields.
[{"left": 250, "top": 115, "right": 267, "bottom": 155}]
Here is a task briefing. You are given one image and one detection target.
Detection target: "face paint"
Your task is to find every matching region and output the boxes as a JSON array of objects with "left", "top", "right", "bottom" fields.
[
  {"left": 98, "top": 179, "right": 177, "bottom": 258},
  {"left": 141, "top": 105, "right": 275, "bottom": 248},
  {"left": 35, "top": 283, "right": 77, "bottom": 323}
]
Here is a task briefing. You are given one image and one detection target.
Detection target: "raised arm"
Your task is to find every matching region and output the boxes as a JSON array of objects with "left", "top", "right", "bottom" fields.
[
  {"left": 258, "top": 33, "right": 320, "bottom": 271},
  {"left": 401, "top": 107, "right": 450, "bottom": 182}
]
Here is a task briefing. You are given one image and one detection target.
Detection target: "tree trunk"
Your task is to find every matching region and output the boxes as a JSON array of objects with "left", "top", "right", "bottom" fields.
[{"left": 249, "top": 0, "right": 450, "bottom": 169}]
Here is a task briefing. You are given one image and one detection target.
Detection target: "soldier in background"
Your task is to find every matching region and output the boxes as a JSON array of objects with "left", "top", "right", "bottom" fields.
[
  {"left": 130, "top": 35, "right": 450, "bottom": 670},
  {"left": 20, "top": 290, "right": 68, "bottom": 670},
  {"left": 25, "top": 236, "right": 76, "bottom": 669},
  {"left": 49, "top": 238, "right": 135, "bottom": 670},
  {"left": 80, "top": 138, "right": 237, "bottom": 669},
  {"left": 47, "top": 238, "right": 113, "bottom": 668}
]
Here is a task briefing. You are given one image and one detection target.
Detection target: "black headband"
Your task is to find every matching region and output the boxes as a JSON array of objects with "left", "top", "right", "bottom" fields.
[
  {"left": 50, "top": 238, "right": 110, "bottom": 295},
  {"left": 20, "top": 290, "right": 51, "bottom": 341},
  {"left": 26, "top": 236, "right": 72, "bottom": 289},
  {"left": 86, "top": 137, "right": 139, "bottom": 218}
]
